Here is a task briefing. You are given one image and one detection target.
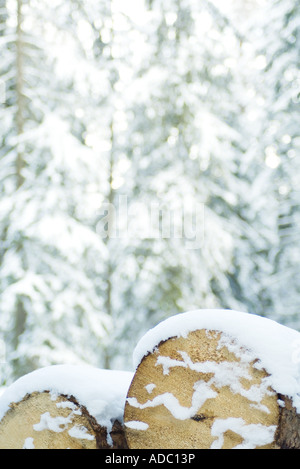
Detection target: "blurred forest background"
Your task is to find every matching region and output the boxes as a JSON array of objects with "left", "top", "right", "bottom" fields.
[{"left": 0, "top": 0, "right": 299, "bottom": 386}]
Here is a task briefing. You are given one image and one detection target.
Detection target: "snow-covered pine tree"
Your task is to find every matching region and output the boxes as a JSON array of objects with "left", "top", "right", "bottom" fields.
[
  {"left": 257, "top": 0, "right": 300, "bottom": 327},
  {"left": 60, "top": 0, "right": 249, "bottom": 369},
  {"left": 136, "top": 1, "right": 248, "bottom": 309},
  {"left": 0, "top": 0, "right": 111, "bottom": 383},
  {"left": 225, "top": 0, "right": 300, "bottom": 326},
  {"left": 61, "top": 0, "right": 155, "bottom": 369},
  {"left": 204, "top": 0, "right": 280, "bottom": 318},
  {"left": 105, "top": 0, "right": 257, "bottom": 365}
]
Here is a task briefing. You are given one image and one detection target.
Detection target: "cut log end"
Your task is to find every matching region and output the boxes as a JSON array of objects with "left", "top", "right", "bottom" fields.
[
  {"left": 125, "top": 329, "right": 286, "bottom": 449},
  {"left": 0, "top": 392, "right": 127, "bottom": 450}
]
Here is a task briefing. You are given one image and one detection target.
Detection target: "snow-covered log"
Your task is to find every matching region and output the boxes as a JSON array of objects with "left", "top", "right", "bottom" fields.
[
  {"left": 0, "top": 365, "right": 133, "bottom": 449},
  {"left": 125, "top": 310, "right": 300, "bottom": 449}
]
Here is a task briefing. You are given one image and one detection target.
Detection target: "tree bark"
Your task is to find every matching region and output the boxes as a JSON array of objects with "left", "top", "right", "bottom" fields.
[
  {"left": 275, "top": 396, "right": 300, "bottom": 449},
  {"left": 103, "top": 118, "right": 116, "bottom": 370},
  {"left": 16, "top": 0, "right": 25, "bottom": 188}
]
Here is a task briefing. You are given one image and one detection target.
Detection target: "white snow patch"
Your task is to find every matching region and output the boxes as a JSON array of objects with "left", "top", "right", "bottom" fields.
[
  {"left": 49, "top": 390, "right": 60, "bottom": 401},
  {"left": 145, "top": 383, "right": 156, "bottom": 394},
  {"left": 211, "top": 418, "right": 276, "bottom": 449},
  {"left": 33, "top": 412, "right": 72, "bottom": 433},
  {"left": 133, "top": 309, "right": 300, "bottom": 411},
  {"left": 23, "top": 437, "right": 35, "bottom": 449},
  {"left": 127, "top": 380, "right": 217, "bottom": 421},
  {"left": 277, "top": 399, "right": 285, "bottom": 408},
  {"left": 125, "top": 420, "right": 149, "bottom": 431},
  {"left": 156, "top": 351, "right": 274, "bottom": 413},
  {"left": 56, "top": 401, "right": 81, "bottom": 415},
  {"left": 68, "top": 425, "right": 95, "bottom": 441},
  {"left": 0, "top": 365, "right": 133, "bottom": 447}
]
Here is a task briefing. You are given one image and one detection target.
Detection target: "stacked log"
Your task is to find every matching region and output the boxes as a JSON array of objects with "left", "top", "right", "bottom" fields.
[
  {"left": 0, "top": 392, "right": 101, "bottom": 449},
  {"left": 0, "top": 365, "right": 132, "bottom": 449},
  {"left": 1, "top": 310, "right": 300, "bottom": 449},
  {"left": 124, "top": 310, "right": 300, "bottom": 450}
]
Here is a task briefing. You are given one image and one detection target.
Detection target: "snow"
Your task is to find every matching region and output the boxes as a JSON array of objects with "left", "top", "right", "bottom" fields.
[
  {"left": 125, "top": 421, "right": 149, "bottom": 431},
  {"left": 56, "top": 401, "right": 81, "bottom": 412},
  {"left": 23, "top": 438, "right": 35, "bottom": 450},
  {"left": 33, "top": 412, "right": 72, "bottom": 433},
  {"left": 128, "top": 381, "right": 218, "bottom": 420},
  {"left": 0, "top": 365, "right": 133, "bottom": 446},
  {"left": 68, "top": 425, "right": 95, "bottom": 441},
  {"left": 210, "top": 418, "right": 276, "bottom": 450},
  {"left": 156, "top": 351, "right": 273, "bottom": 413},
  {"left": 145, "top": 383, "right": 156, "bottom": 394},
  {"left": 133, "top": 309, "right": 300, "bottom": 412}
]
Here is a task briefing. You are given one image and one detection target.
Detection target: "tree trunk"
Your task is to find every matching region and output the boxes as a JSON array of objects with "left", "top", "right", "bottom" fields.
[
  {"left": 0, "top": 0, "right": 8, "bottom": 37},
  {"left": 16, "top": 0, "right": 25, "bottom": 188},
  {"left": 102, "top": 119, "right": 116, "bottom": 371},
  {"left": 275, "top": 396, "right": 300, "bottom": 449},
  {"left": 0, "top": 391, "right": 128, "bottom": 449},
  {"left": 125, "top": 329, "right": 300, "bottom": 449}
]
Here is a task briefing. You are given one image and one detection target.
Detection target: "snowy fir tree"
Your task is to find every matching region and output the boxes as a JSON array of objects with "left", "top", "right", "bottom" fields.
[
  {"left": 254, "top": 0, "right": 300, "bottom": 326},
  {"left": 199, "top": 0, "right": 299, "bottom": 330},
  {"left": 0, "top": 0, "right": 112, "bottom": 382},
  {"left": 124, "top": 0, "right": 256, "bottom": 318},
  {"left": 207, "top": 0, "right": 284, "bottom": 319},
  {"left": 224, "top": 0, "right": 300, "bottom": 327},
  {"left": 95, "top": 0, "right": 251, "bottom": 368},
  {"left": 0, "top": 0, "right": 299, "bottom": 384}
]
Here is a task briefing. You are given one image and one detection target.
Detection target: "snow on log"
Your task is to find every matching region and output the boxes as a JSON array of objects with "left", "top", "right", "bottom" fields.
[
  {"left": 0, "top": 365, "right": 133, "bottom": 449},
  {"left": 125, "top": 309, "right": 300, "bottom": 449}
]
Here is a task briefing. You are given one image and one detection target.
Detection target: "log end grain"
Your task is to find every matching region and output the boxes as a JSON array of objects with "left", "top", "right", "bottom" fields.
[
  {"left": 125, "top": 329, "right": 280, "bottom": 449},
  {"left": 0, "top": 391, "right": 127, "bottom": 449}
]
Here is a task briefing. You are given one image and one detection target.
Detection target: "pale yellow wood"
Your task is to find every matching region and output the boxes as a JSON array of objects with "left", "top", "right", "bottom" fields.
[
  {"left": 125, "top": 329, "right": 280, "bottom": 449},
  {"left": 0, "top": 392, "right": 97, "bottom": 449}
]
